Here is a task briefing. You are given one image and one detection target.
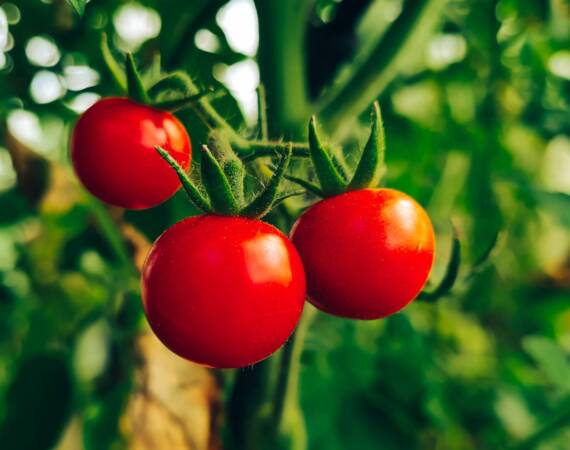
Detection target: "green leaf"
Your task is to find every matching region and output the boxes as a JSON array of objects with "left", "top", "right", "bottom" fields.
[
  {"left": 523, "top": 336, "right": 570, "bottom": 392},
  {"left": 308, "top": 116, "right": 347, "bottom": 196},
  {"left": 155, "top": 146, "right": 211, "bottom": 212},
  {"left": 241, "top": 144, "right": 292, "bottom": 218},
  {"left": 419, "top": 230, "right": 461, "bottom": 301},
  {"left": 66, "top": 0, "right": 87, "bottom": 16},
  {"left": 100, "top": 33, "right": 126, "bottom": 92},
  {"left": 125, "top": 53, "right": 150, "bottom": 104},
  {"left": 349, "top": 101, "right": 385, "bottom": 190},
  {"left": 201, "top": 145, "right": 240, "bottom": 215}
]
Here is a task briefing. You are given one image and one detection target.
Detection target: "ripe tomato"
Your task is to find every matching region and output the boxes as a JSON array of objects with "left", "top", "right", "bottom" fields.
[
  {"left": 70, "top": 97, "right": 191, "bottom": 209},
  {"left": 291, "top": 188, "right": 435, "bottom": 319},
  {"left": 141, "top": 215, "right": 306, "bottom": 368}
]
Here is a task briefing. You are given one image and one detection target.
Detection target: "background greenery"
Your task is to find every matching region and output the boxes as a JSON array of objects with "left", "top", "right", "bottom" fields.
[{"left": 0, "top": 0, "right": 569, "bottom": 449}]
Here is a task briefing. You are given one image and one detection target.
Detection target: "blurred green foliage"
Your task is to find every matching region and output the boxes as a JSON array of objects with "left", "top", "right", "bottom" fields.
[{"left": 0, "top": 0, "right": 569, "bottom": 449}]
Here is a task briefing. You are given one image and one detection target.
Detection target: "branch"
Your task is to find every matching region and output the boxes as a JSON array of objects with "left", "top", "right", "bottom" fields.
[{"left": 318, "top": 0, "right": 449, "bottom": 138}]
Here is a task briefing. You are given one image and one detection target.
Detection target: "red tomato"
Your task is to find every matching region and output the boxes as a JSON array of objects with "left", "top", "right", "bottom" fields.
[
  {"left": 141, "top": 215, "right": 306, "bottom": 368},
  {"left": 70, "top": 97, "right": 191, "bottom": 209},
  {"left": 291, "top": 188, "right": 435, "bottom": 319}
]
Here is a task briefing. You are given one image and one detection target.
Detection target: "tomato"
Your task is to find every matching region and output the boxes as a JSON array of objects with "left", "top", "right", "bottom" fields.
[
  {"left": 70, "top": 97, "right": 191, "bottom": 209},
  {"left": 291, "top": 188, "right": 435, "bottom": 320},
  {"left": 141, "top": 215, "right": 306, "bottom": 368}
]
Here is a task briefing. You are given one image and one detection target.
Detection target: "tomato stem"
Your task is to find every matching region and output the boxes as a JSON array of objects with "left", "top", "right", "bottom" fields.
[
  {"left": 281, "top": 174, "right": 324, "bottom": 197},
  {"left": 257, "top": 84, "right": 269, "bottom": 141},
  {"left": 317, "top": 0, "right": 448, "bottom": 139},
  {"left": 100, "top": 33, "right": 127, "bottom": 93},
  {"left": 270, "top": 307, "right": 315, "bottom": 443},
  {"left": 150, "top": 90, "right": 216, "bottom": 112}
]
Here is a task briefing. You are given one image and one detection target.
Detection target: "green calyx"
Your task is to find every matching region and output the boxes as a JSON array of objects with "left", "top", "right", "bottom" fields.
[
  {"left": 307, "top": 116, "right": 347, "bottom": 196},
  {"left": 348, "top": 101, "right": 385, "bottom": 190},
  {"left": 125, "top": 53, "right": 151, "bottom": 104},
  {"left": 156, "top": 135, "right": 296, "bottom": 219},
  {"left": 298, "top": 101, "right": 386, "bottom": 197},
  {"left": 100, "top": 35, "right": 212, "bottom": 111}
]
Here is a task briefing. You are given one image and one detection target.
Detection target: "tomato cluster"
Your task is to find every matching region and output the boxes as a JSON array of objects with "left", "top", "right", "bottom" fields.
[{"left": 70, "top": 97, "right": 435, "bottom": 368}]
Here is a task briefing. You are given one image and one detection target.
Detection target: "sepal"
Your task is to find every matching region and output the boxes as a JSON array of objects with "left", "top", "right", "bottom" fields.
[
  {"left": 200, "top": 145, "right": 240, "bottom": 215},
  {"left": 348, "top": 101, "right": 385, "bottom": 190},
  {"left": 241, "top": 145, "right": 292, "bottom": 218},
  {"left": 154, "top": 146, "right": 211, "bottom": 212},
  {"left": 125, "top": 53, "right": 150, "bottom": 104},
  {"left": 308, "top": 116, "right": 347, "bottom": 196}
]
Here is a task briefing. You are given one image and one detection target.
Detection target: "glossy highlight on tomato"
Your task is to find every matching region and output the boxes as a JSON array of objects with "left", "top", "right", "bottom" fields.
[
  {"left": 291, "top": 188, "right": 435, "bottom": 320},
  {"left": 71, "top": 97, "right": 191, "bottom": 209},
  {"left": 141, "top": 215, "right": 306, "bottom": 368}
]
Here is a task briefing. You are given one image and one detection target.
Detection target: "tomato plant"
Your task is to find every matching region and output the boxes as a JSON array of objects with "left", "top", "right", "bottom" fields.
[
  {"left": 70, "top": 97, "right": 191, "bottom": 209},
  {"left": 142, "top": 215, "right": 306, "bottom": 368},
  {"left": 292, "top": 188, "right": 435, "bottom": 319},
  {"left": 5, "top": 1, "right": 565, "bottom": 450}
]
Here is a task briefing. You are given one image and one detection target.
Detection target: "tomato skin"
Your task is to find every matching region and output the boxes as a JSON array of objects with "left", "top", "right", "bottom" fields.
[
  {"left": 291, "top": 188, "right": 435, "bottom": 320},
  {"left": 141, "top": 215, "right": 306, "bottom": 368},
  {"left": 71, "top": 97, "right": 191, "bottom": 209}
]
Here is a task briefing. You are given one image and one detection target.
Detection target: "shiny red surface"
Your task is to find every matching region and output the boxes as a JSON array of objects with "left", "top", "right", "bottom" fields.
[
  {"left": 141, "top": 215, "right": 306, "bottom": 368},
  {"left": 291, "top": 188, "right": 435, "bottom": 319},
  {"left": 71, "top": 97, "right": 191, "bottom": 209}
]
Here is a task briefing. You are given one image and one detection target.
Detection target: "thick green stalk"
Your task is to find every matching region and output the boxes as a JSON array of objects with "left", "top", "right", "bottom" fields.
[
  {"left": 318, "top": 0, "right": 448, "bottom": 137},
  {"left": 258, "top": 308, "right": 315, "bottom": 450},
  {"left": 254, "top": 0, "right": 313, "bottom": 135},
  {"left": 227, "top": 3, "right": 314, "bottom": 449},
  {"left": 271, "top": 308, "right": 314, "bottom": 429},
  {"left": 239, "top": 141, "right": 309, "bottom": 161}
]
